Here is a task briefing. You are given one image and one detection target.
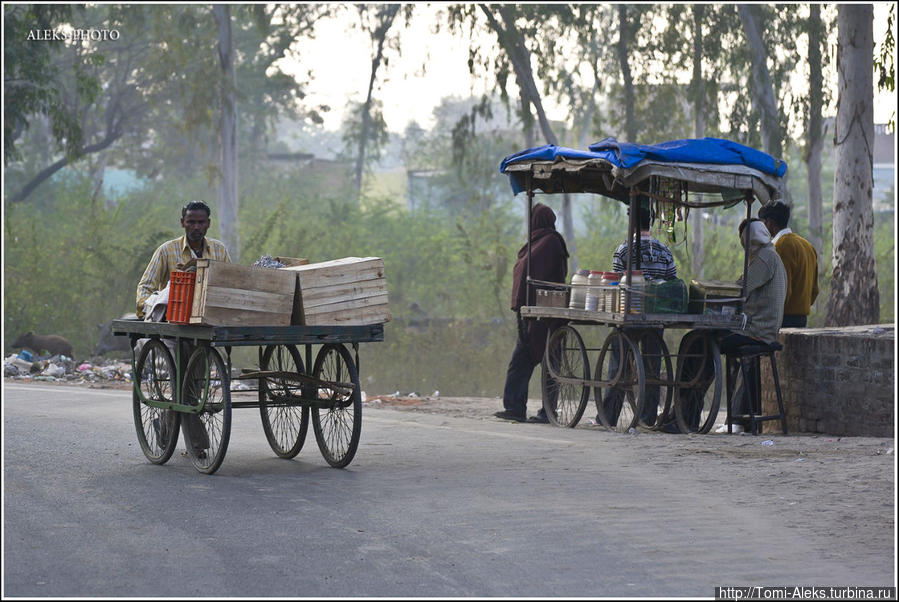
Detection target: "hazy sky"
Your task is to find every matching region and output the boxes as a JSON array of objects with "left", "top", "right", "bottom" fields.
[{"left": 291, "top": 4, "right": 896, "bottom": 135}]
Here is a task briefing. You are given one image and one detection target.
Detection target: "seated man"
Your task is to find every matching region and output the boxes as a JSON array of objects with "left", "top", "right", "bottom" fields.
[{"left": 677, "top": 218, "right": 786, "bottom": 431}]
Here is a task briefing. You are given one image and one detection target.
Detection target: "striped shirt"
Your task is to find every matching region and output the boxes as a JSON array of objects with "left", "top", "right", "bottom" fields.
[
  {"left": 612, "top": 235, "right": 677, "bottom": 281},
  {"left": 136, "top": 235, "right": 231, "bottom": 318}
]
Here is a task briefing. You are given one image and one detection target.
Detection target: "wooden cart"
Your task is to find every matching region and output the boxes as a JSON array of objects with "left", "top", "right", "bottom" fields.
[
  {"left": 500, "top": 140, "right": 787, "bottom": 433},
  {"left": 113, "top": 320, "right": 383, "bottom": 474}
]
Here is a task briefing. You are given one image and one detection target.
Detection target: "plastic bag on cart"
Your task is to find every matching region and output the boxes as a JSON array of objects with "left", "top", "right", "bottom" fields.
[{"left": 142, "top": 282, "right": 170, "bottom": 323}]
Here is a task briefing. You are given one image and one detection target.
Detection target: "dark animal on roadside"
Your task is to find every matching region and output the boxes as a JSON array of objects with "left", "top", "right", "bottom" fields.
[
  {"left": 12, "top": 332, "right": 74, "bottom": 358},
  {"left": 93, "top": 313, "right": 138, "bottom": 356}
]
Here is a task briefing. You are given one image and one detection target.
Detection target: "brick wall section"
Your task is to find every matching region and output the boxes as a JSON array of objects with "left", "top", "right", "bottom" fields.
[{"left": 760, "top": 324, "right": 895, "bottom": 436}]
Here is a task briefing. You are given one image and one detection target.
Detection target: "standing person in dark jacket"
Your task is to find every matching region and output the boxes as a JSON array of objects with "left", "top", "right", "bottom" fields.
[{"left": 494, "top": 203, "right": 569, "bottom": 423}]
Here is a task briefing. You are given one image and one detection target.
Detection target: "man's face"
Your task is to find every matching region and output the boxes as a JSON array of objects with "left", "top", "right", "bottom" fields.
[
  {"left": 760, "top": 217, "right": 777, "bottom": 237},
  {"left": 181, "top": 209, "right": 210, "bottom": 243}
]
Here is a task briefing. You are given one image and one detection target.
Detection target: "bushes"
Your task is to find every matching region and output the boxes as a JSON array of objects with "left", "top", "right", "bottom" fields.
[{"left": 4, "top": 163, "right": 893, "bottom": 395}]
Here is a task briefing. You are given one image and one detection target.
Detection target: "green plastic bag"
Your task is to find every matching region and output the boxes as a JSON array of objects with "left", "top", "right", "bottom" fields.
[{"left": 645, "top": 278, "right": 688, "bottom": 314}]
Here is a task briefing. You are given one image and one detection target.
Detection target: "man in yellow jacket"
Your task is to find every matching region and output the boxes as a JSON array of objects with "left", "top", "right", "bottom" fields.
[{"left": 758, "top": 201, "right": 819, "bottom": 327}]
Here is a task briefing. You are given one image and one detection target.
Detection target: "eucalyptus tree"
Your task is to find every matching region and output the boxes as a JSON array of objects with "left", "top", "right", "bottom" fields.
[
  {"left": 804, "top": 4, "right": 833, "bottom": 257},
  {"left": 3, "top": 4, "right": 95, "bottom": 166},
  {"left": 443, "top": 4, "right": 583, "bottom": 268},
  {"left": 5, "top": 4, "right": 144, "bottom": 204},
  {"left": 737, "top": 5, "right": 784, "bottom": 160},
  {"left": 616, "top": 4, "right": 639, "bottom": 143},
  {"left": 5, "top": 4, "right": 329, "bottom": 208},
  {"left": 341, "top": 3, "right": 411, "bottom": 201},
  {"left": 873, "top": 3, "right": 895, "bottom": 130},
  {"left": 825, "top": 5, "right": 878, "bottom": 326},
  {"left": 645, "top": 4, "right": 721, "bottom": 275}
]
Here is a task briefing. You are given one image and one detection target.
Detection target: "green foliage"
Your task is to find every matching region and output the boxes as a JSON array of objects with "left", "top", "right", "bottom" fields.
[
  {"left": 874, "top": 3, "right": 896, "bottom": 129},
  {"left": 3, "top": 4, "right": 94, "bottom": 163}
]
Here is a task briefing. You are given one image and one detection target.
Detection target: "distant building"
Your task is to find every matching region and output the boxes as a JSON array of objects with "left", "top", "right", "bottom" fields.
[
  {"left": 263, "top": 152, "right": 355, "bottom": 196},
  {"left": 873, "top": 123, "right": 895, "bottom": 213}
]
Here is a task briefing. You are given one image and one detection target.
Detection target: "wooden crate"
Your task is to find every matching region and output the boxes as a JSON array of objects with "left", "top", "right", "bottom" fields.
[
  {"left": 189, "top": 259, "right": 298, "bottom": 326},
  {"left": 280, "top": 257, "right": 391, "bottom": 326}
]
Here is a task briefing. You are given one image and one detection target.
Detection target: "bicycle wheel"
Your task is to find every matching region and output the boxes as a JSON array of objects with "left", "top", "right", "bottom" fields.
[
  {"left": 182, "top": 346, "right": 232, "bottom": 474},
  {"left": 593, "top": 330, "right": 645, "bottom": 432},
  {"left": 673, "top": 331, "right": 722, "bottom": 434},
  {"left": 542, "top": 325, "right": 590, "bottom": 428},
  {"left": 632, "top": 330, "right": 674, "bottom": 430},
  {"left": 311, "top": 344, "right": 362, "bottom": 468},
  {"left": 133, "top": 339, "right": 181, "bottom": 464},
  {"left": 260, "top": 344, "right": 309, "bottom": 459}
]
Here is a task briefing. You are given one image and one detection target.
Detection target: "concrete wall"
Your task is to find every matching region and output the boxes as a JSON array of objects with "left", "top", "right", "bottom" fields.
[{"left": 760, "top": 324, "right": 895, "bottom": 436}]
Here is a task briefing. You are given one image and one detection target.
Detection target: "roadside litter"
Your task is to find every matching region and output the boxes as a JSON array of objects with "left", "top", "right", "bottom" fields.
[{"left": 4, "top": 353, "right": 131, "bottom": 385}]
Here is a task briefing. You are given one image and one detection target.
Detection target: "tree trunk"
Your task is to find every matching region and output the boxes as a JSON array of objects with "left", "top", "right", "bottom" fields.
[
  {"left": 738, "top": 4, "right": 792, "bottom": 208},
  {"left": 520, "top": 94, "right": 535, "bottom": 149},
  {"left": 490, "top": 6, "right": 557, "bottom": 147},
  {"left": 481, "top": 4, "right": 575, "bottom": 271},
  {"left": 214, "top": 4, "right": 239, "bottom": 260},
  {"left": 354, "top": 5, "right": 398, "bottom": 201},
  {"left": 805, "top": 4, "right": 825, "bottom": 257},
  {"left": 738, "top": 5, "right": 783, "bottom": 160},
  {"left": 8, "top": 129, "right": 122, "bottom": 204},
  {"left": 617, "top": 5, "right": 636, "bottom": 142},
  {"left": 825, "top": 4, "right": 878, "bottom": 326},
  {"left": 90, "top": 149, "right": 108, "bottom": 207},
  {"left": 690, "top": 5, "right": 705, "bottom": 278}
]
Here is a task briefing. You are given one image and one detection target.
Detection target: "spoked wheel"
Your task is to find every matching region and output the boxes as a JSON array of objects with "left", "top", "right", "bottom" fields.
[
  {"left": 631, "top": 330, "right": 674, "bottom": 430},
  {"left": 673, "top": 331, "right": 722, "bottom": 434},
  {"left": 182, "top": 346, "right": 232, "bottom": 474},
  {"left": 542, "top": 325, "right": 590, "bottom": 427},
  {"left": 593, "top": 330, "right": 645, "bottom": 432},
  {"left": 311, "top": 344, "right": 362, "bottom": 468},
  {"left": 259, "top": 344, "right": 309, "bottom": 459},
  {"left": 133, "top": 339, "right": 181, "bottom": 464}
]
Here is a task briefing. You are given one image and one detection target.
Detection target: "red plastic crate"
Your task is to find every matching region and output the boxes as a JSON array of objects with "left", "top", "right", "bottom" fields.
[{"left": 166, "top": 271, "right": 196, "bottom": 324}]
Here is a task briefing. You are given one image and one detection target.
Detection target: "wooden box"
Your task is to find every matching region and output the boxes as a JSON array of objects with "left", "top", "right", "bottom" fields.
[
  {"left": 688, "top": 279, "right": 742, "bottom": 315},
  {"left": 189, "top": 259, "right": 298, "bottom": 326},
  {"left": 280, "top": 256, "right": 391, "bottom": 326}
]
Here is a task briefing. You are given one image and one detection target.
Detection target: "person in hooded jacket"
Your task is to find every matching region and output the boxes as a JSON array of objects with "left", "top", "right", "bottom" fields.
[
  {"left": 674, "top": 218, "right": 786, "bottom": 431},
  {"left": 494, "top": 203, "right": 570, "bottom": 423}
]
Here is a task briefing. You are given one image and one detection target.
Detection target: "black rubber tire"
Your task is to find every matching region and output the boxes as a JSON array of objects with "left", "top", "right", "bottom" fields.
[
  {"left": 673, "top": 331, "right": 722, "bottom": 434},
  {"left": 542, "top": 325, "right": 591, "bottom": 428},
  {"left": 311, "top": 344, "right": 362, "bottom": 468},
  {"left": 182, "top": 346, "right": 232, "bottom": 474},
  {"left": 593, "top": 330, "right": 645, "bottom": 432},
  {"left": 133, "top": 339, "right": 181, "bottom": 464},
  {"left": 260, "top": 344, "right": 309, "bottom": 459}
]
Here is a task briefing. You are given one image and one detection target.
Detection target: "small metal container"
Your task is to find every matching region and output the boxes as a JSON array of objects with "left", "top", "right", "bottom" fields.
[{"left": 536, "top": 289, "right": 569, "bottom": 308}]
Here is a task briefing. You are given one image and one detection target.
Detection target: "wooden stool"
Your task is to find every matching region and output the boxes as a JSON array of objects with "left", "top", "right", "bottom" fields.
[{"left": 725, "top": 341, "right": 788, "bottom": 435}]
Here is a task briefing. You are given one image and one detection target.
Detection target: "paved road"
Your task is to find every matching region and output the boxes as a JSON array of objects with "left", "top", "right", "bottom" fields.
[{"left": 3, "top": 383, "right": 895, "bottom": 597}]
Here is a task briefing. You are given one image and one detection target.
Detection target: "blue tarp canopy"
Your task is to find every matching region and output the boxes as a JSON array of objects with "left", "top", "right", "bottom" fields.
[{"left": 499, "top": 137, "right": 788, "bottom": 205}]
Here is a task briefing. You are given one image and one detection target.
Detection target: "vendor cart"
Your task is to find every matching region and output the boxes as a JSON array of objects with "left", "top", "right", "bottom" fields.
[
  {"left": 113, "top": 320, "right": 383, "bottom": 474},
  {"left": 499, "top": 137, "right": 788, "bottom": 434}
]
